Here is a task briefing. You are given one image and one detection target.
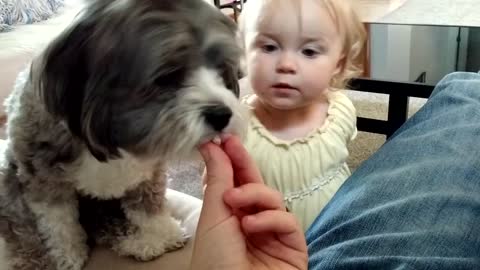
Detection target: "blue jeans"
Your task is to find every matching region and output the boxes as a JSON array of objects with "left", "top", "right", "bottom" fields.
[{"left": 307, "top": 72, "right": 480, "bottom": 269}]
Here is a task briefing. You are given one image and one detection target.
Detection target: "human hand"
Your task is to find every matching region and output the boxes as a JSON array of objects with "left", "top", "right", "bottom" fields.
[{"left": 191, "top": 136, "right": 307, "bottom": 270}]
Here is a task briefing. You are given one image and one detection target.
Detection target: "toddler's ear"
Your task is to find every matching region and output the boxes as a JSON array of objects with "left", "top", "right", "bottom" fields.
[{"left": 334, "top": 53, "right": 347, "bottom": 76}]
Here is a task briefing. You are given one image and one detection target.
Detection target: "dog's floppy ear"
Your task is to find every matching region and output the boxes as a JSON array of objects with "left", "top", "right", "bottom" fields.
[
  {"left": 37, "top": 20, "right": 120, "bottom": 162},
  {"left": 37, "top": 20, "right": 91, "bottom": 136},
  {"left": 218, "top": 13, "right": 241, "bottom": 97}
]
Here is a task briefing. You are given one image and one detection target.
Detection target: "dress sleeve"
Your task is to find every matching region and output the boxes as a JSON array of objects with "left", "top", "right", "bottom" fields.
[{"left": 330, "top": 91, "right": 357, "bottom": 143}]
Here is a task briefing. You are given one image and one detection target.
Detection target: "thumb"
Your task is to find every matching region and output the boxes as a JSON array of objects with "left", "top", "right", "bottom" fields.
[{"left": 197, "top": 142, "right": 234, "bottom": 233}]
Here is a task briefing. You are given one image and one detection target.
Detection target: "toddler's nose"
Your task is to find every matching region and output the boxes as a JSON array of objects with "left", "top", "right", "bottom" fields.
[{"left": 276, "top": 52, "right": 297, "bottom": 74}]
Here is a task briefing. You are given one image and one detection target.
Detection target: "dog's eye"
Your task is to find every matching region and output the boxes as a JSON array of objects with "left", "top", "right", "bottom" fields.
[
  {"left": 205, "top": 44, "right": 229, "bottom": 70},
  {"left": 154, "top": 67, "right": 187, "bottom": 89},
  {"left": 211, "top": 57, "right": 227, "bottom": 71},
  {"left": 222, "top": 68, "right": 240, "bottom": 97}
]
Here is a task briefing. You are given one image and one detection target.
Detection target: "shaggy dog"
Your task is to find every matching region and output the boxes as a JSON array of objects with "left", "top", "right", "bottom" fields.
[{"left": 0, "top": 0, "right": 245, "bottom": 269}]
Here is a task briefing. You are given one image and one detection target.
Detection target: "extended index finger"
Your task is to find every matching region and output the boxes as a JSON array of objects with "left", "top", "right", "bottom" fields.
[
  {"left": 197, "top": 142, "right": 235, "bottom": 228},
  {"left": 223, "top": 136, "right": 264, "bottom": 185}
]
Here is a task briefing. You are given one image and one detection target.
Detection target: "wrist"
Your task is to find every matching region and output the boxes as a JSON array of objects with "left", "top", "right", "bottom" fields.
[{"left": 189, "top": 234, "right": 248, "bottom": 270}]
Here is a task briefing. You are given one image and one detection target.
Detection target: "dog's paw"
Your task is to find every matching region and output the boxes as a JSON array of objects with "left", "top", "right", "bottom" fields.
[{"left": 113, "top": 215, "right": 188, "bottom": 261}]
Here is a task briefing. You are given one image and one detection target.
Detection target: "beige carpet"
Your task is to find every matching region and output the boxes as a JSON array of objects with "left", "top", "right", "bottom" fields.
[
  {"left": 345, "top": 90, "right": 427, "bottom": 170},
  {"left": 0, "top": 237, "right": 6, "bottom": 270}
]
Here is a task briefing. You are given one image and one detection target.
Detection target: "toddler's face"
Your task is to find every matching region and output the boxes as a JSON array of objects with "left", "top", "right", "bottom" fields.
[{"left": 245, "top": 0, "right": 344, "bottom": 110}]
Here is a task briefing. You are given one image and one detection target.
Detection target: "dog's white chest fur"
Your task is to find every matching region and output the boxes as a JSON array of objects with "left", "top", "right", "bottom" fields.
[{"left": 72, "top": 150, "right": 156, "bottom": 199}]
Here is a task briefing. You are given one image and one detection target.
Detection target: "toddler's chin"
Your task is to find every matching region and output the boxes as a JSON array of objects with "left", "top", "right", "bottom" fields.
[{"left": 266, "top": 99, "right": 306, "bottom": 111}]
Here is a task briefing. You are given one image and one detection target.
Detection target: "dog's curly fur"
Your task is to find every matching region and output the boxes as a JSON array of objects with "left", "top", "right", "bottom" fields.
[{"left": 0, "top": 0, "right": 245, "bottom": 269}]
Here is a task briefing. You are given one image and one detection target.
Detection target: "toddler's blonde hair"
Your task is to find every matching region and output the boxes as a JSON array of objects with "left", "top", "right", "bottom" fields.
[{"left": 238, "top": 0, "right": 367, "bottom": 90}]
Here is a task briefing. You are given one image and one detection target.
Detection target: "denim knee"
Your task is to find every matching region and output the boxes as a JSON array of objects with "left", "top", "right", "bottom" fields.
[{"left": 430, "top": 72, "right": 480, "bottom": 98}]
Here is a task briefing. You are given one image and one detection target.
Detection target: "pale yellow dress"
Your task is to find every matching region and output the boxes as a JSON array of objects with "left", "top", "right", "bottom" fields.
[{"left": 242, "top": 91, "right": 357, "bottom": 231}]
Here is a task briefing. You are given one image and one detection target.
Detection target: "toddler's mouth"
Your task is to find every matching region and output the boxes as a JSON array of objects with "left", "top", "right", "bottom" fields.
[{"left": 272, "top": 83, "right": 297, "bottom": 90}]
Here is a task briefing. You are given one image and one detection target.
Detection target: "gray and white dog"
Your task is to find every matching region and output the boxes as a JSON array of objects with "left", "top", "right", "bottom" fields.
[{"left": 0, "top": 0, "right": 245, "bottom": 269}]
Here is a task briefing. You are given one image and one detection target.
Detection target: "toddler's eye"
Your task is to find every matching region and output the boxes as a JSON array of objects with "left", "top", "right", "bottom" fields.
[
  {"left": 262, "top": 44, "right": 277, "bottom": 53},
  {"left": 302, "top": 48, "right": 319, "bottom": 57}
]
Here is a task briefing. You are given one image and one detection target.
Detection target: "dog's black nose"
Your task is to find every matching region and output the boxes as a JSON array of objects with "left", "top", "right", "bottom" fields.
[{"left": 203, "top": 105, "right": 232, "bottom": 131}]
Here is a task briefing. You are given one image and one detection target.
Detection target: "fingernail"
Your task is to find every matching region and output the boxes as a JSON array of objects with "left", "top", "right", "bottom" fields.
[
  {"left": 244, "top": 215, "right": 256, "bottom": 223},
  {"left": 220, "top": 133, "right": 232, "bottom": 141}
]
